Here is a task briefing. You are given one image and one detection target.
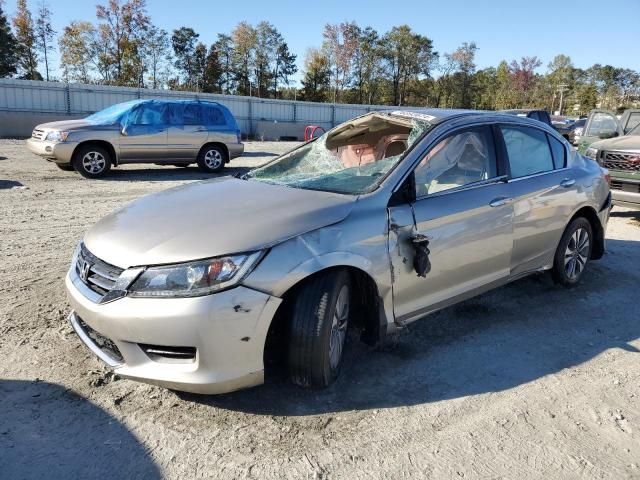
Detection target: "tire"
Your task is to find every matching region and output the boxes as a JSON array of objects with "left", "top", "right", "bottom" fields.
[
  {"left": 552, "top": 217, "right": 593, "bottom": 286},
  {"left": 55, "top": 163, "right": 74, "bottom": 171},
  {"left": 72, "top": 144, "right": 112, "bottom": 179},
  {"left": 197, "top": 145, "right": 227, "bottom": 173},
  {"left": 288, "top": 269, "right": 351, "bottom": 388}
]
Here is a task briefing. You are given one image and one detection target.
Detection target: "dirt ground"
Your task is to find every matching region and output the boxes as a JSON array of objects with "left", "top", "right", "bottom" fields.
[{"left": 1, "top": 138, "right": 640, "bottom": 479}]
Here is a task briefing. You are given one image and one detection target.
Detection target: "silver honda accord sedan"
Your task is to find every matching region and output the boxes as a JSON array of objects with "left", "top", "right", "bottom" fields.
[{"left": 66, "top": 109, "right": 611, "bottom": 394}]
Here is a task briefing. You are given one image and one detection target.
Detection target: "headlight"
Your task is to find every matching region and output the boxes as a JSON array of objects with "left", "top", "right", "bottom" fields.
[
  {"left": 128, "top": 252, "right": 264, "bottom": 298},
  {"left": 45, "top": 130, "right": 69, "bottom": 142},
  {"left": 585, "top": 147, "right": 598, "bottom": 160}
]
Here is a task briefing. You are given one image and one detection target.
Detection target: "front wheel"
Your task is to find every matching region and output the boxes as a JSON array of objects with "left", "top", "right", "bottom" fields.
[
  {"left": 197, "top": 145, "right": 227, "bottom": 173},
  {"left": 552, "top": 217, "right": 593, "bottom": 286},
  {"left": 72, "top": 144, "right": 112, "bottom": 179},
  {"left": 288, "top": 270, "right": 352, "bottom": 388}
]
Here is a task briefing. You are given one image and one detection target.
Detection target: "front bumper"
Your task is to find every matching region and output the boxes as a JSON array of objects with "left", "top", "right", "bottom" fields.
[
  {"left": 26, "top": 138, "right": 77, "bottom": 164},
  {"left": 66, "top": 268, "right": 282, "bottom": 394},
  {"left": 612, "top": 188, "right": 640, "bottom": 209}
]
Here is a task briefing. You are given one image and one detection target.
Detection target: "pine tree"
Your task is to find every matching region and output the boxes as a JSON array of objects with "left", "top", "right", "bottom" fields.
[
  {"left": 0, "top": 2, "right": 18, "bottom": 77},
  {"left": 13, "top": 0, "right": 41, "bottom": 79}
]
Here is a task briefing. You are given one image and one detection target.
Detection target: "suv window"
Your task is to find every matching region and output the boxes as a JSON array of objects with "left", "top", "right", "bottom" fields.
[
  {"left": 586, "top": 112, "right": 618, "bottom": 137},
  {"left": 625, "top": 112, "right": 640, "bottom": 134},
  {"left": 547, "top": 134, "right": 566, "bottom": 169},
  {"left": 203, "top": 105, "right": 226, "bottom": 126},
  {"left": 501, "top": 126, "right": 554, "bottom": 178},
  {"left": 130, "top": 103, "right": 167, "bottom": 125},
  {"left": 183, "top": 104, "right": 202, "bottom": 125},
  {"left": 414, "top": 126, "right": 497, "bottom": 197}
]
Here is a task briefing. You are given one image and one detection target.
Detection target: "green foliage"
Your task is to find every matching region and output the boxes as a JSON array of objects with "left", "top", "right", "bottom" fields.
[{"left": 0, "top": 3, "right": 18, "bottom": 77}]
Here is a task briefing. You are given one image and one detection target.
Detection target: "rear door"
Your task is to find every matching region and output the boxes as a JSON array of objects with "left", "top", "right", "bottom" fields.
[
  {"left": 579, "top": 109, "right": 623, "bottom": 152},
  {"left": 500, "top": 125, "right": 578, "bottom": 275},
  {"left": 118, "top": 102, "right": 168, "bottom": 162},
  {"left": 166, "top": 103, "right": 208, "bottom": 161},
  {"left": 388, "top": 125, "right": 514, "bottom": 322}
]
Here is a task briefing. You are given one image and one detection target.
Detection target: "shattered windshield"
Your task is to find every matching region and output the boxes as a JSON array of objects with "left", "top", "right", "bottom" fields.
[
  {"left": 84, "top": 100, "right": 144, "bottom": 125},
  {"left": 246, "top": 114, "right": 432, "bottom": 195}
]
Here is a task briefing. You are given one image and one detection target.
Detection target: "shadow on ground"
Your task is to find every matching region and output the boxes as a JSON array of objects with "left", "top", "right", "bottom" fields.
[
  {"left": 0, "top": 180, "right": 25, "bottom": 189},
  {"left": 0, "top": 380, "right": 161, "bottom": 478},
  {"left": 181, "top": 238, "right": 640, "bottom": 416}
]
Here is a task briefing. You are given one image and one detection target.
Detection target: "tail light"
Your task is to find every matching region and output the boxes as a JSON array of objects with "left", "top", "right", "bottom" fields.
[
  {"left": 236, "top": 129, "right": 242, "bottom": 143},
  {"left": 603, "top": 168, "right": 611, "bottom": 185}
]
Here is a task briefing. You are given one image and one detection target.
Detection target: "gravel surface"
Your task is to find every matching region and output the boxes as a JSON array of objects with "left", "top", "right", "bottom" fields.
[{"left": 1, "top": 139, "right": 640, "bottom": 479}]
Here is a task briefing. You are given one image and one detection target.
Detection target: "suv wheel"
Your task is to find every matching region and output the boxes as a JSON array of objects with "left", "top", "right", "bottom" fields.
[
  {"left": 552, "top": 217, "right": 593, "bottom": 286},
  {"left": 197, "top": 145, "right": 226, "bottom": 173},
  {"left": 72, "top": 145, "right": 112, "bottom": 179},
  {"left": 288, "top": 269, "right": 351, "bottom": 388}
]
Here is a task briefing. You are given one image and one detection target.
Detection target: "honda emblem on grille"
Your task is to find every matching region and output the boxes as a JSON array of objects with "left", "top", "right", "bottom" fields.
[{"left": 79, "top": 259, "right": 92, "bottom": 282}]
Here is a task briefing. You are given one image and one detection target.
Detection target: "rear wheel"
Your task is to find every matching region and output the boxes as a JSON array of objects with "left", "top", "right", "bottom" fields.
[
  {"left": 288, "top": 270, "right": 351, "bottom": 388},
  {"left": 72, "top": 144, "right": 112, "bottom": 179},
  {"left": 197, "top": 145, "right": 227, "bottom": 173},
  {"left": 552, "top": 217, "right": 593, "bottom": 286}
]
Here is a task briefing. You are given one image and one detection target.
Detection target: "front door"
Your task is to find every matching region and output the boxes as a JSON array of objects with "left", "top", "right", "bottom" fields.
[
  {"left": 118, "top": 102, "right": 168, "bottom": 162},
  {"left": 388, "top": 125, "right": 514, "bottom": 323}
]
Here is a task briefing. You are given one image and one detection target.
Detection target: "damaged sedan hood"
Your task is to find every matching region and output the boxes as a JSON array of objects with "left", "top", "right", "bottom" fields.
[{"left": 84, "top": 177, "right": 357, "bottom": 268}]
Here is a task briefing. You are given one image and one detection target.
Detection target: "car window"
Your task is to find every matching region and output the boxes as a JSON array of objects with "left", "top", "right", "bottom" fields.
[
  {"left": 547, "top": 134, "right": 566, "bottom": 169},
  {"left": 168, "top": 103, "right": 184, "bottom": 125},
  {"left": 130, "top": 103, "right": 167, "bottom": 125},
  {"left": 624, "top": 112, "right": 640, "bottom": 134},
  {"left": 203, "top": 105, "right": 226, "bottom": 126},
  {"left": 414, "top": 126, "right": 497, "bottom": 197},
  {"left": 501, "top": 126, "right": 554, "bottom": 178},
  {"left": 586, "top": 112, "right": 618, "bottom": 137},
  {"left": 183, "top": 104, "right": 202, "bottom": 125}
]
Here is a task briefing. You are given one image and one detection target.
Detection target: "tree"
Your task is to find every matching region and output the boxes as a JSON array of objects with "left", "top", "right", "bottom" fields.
[
  {"left": 274, "top": 41, "right": 296, "bottom": 98},
  {"left": 143, "top": 25, "right": 170, "bottom": 89},
  {"left": 231, "top": 22, "right": 256, "bottom": 96},
  {"left": 253, "top": 21, "right": 278, "bottom": 98},
  {"left": 509, "top": 56, "right": 542, "bottom": 107},
  {"left": 171, "top": 26, "right": 198, "bottom": 89},
  {"left": 96, "top": 0, "right": 150, "bottom": 86},
  {"left": 380, "top": 25, "right": 436, "bottom": 106},
  {"left": 34, "top": 0, "right": 54, "bottom": 81},
  {"left": 192, "top": 42, "right": 206, "bottom": 91},
  {"left": 322, "top": 22, "right": 359, "bottom": 103},
  {"left": 202, "top": 44, "right": 222, "bottom": 93},
  {"left": 0, "top": 2, "right": 18, "bottom": 77},
  {"left": 352, "top": 26, "right": 381, "bottom": 104},
  {"left": 214, "top": 33, "right": 233, "bottom": 94},
  {"left": 59, "top": 21, "right": 96, "bottom": 83},
  {"left": 301, "top": 47, "right": 330, "bottom": 102},
  {"left": 13, "top": 0, "right": 41, "bottom": 80}
]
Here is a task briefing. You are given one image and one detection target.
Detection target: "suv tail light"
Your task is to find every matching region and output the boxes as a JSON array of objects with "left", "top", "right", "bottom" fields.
[
  {"left": 236, "top": 129, "right": 242, "bottom": 143},
  {"left": 602, "top": 168, "right": 611, "bottom": 185}
]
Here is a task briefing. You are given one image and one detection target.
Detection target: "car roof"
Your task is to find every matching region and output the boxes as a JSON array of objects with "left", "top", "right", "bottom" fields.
[
  {"left": 500, "top": 109, "right": 547, "bottom": 115},
  {"left": 385, "top": 108, "right": 484, "bottom": 124}
]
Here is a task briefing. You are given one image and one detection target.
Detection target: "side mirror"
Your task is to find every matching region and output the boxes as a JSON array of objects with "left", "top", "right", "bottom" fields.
[{"left": 598, "top": 131, "right": 618, "bottom": 139}]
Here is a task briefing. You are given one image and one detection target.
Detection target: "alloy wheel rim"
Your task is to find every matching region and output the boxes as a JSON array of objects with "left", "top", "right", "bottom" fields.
[
  {"left": 204, "top": 149, "right": 223, "bottom": 169},
  {"left": 82, "top": 151, "right": 106, "bottom": 174},
  {"left": 329, "top": 285, "right": 349, "bottom": 369},
  {"left": 564, "top": 227, "right": 590, "bottom": 280}
]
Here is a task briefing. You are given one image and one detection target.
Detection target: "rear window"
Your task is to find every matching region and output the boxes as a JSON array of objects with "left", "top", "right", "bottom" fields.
[
  {"left": 203, "top": 105, "right": 226, "bottom": 126},
  {"left": 183, "top": 104, "right": 202, "bottom": 125},
  {"left": 625, "top": 112, "right": 640, "bottom": 134},
  {"left": 501, "top": 126, "right": 555, "bottom": 178},
  {"left": 547, "top": 134, "right": 566, "bottom": 169}
]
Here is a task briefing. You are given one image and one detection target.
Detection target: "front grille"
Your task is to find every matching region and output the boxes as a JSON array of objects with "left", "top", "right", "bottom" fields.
[
  {"left": 31, "top": 129, "right": 46, "bottom": 140},
  {"left": 603, "top": 151, "right": 640, "bottom": 172},
  {"left": 77, "top": 316, "right": 124, "bottom": 364},
  {"left": 140, "top": 344, "right": 197, "bottom": 363},
  {"left": 76, "top": 244, "right": 124, "bottom": 296}
]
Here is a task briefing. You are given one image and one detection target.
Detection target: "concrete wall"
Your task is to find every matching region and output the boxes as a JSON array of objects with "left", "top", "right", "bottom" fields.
[
  {"left": 0, "top": 111, "right": 83, "bottom": 138},
  {"left": 0, "top": 78, "right": 415, "bottom": 139}
]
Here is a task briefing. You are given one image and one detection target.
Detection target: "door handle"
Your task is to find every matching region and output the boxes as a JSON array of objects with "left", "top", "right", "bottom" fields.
[
  {"left": 560, "top": 178, "right": 576, "bottom": 188},
  {"left": 489, "top": 196, "right": 513, "bottom": 207},
  {"left": 195, "top": 127, "right": 207, "bottom": 132}
]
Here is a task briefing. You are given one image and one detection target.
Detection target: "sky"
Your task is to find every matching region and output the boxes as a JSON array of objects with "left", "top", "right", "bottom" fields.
[{"left": 7, "top": 0, "right": 640, "bottom": 83}]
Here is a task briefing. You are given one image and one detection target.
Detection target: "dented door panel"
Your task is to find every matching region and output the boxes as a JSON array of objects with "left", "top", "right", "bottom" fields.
[{"left": 389, "top": 183, "right": 514, "bottom": 323}]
